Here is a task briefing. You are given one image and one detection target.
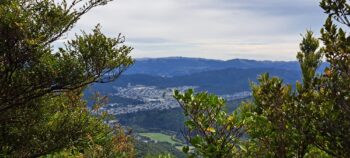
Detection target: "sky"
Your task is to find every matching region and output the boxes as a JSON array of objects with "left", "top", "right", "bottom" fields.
[{"left": 61, "top": 0, "right": 326, "bottom": 61}]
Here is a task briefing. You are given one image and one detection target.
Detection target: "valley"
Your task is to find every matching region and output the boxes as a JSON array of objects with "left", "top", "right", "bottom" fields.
[{"left": 85, "top": 57, "right": 310, "bottom": 157}]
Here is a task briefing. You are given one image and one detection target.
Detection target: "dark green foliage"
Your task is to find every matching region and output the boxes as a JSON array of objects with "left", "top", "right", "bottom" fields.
[
  {"left": 174, "top": 89, "right": 245, "bottom": 158},
  {"left": 0, "top": 0, "right": 134, "bottom": 157},
  {"left": 175, "top": 1, "right": 350, "bottom": 157},
  {"left": 297, "top": 31, "right": 322, "bottom": 89},
  {"left": 0, "top": 0, "right": 133, "bottom": 111},
  {"left": 241, "top": 32, "right": 323, "bottom": 157},
  {"left": 247, "top": 74, "right": 295, "bottom": 157},
  {"left": 312, "top": 2, "right": 350, "bottom": 155}
]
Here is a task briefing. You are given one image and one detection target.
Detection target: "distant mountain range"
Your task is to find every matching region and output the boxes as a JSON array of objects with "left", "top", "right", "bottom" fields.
[
  {"left": 125, "top": 57, "right": 314, "bottom": 77},
  {"left": 88, "top": 57, "right": 329, "bottom": 95}
]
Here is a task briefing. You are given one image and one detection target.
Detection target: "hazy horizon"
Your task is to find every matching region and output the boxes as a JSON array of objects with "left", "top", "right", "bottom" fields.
[{"left": 133, "top": 56, "right": 301, "bottom": 62}]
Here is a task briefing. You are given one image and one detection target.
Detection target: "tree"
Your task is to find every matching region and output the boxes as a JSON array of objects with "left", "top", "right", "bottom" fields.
[
  {"left": 174, "top": 89, "right": 245, "bottom": 158},
  {"left": 175, "top": 0, "right": 350, "bottom": 157},
  {"left": 241, "top": 31, "right": 323, "bottom": 158},
  {"left": 0, "top": 0, "right": 133, "bottom": 112},
  {"left": 311, "top": 0, "right": 350, "bottom": 156},
  {"left": 0, "top": 0, "right": 134, "bottom": 157}
]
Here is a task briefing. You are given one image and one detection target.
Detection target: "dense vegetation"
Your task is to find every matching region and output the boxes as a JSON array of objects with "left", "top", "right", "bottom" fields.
[
  {"left": 0, "top": 0, "right": 134, "bottom": 157},
  {"left": 118, "top": 108, "right": 185, "bottom": 133},
  {"left": 174, "top": 0, "right": 350, "bottom": 157}
]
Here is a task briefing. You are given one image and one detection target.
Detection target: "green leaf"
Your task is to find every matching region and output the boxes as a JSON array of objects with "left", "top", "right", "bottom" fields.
[
  {"left": 190, "top": 136, "right": 202, "bottom": 146},
  {"left": 239, "top": 144, "right": 247, "bottom": 152},
  {"left": 185, "top": 120, "right": 196, "bottom": 130},
  {"left": 182, "top": 146, "right": 189, "bottom": 153}
]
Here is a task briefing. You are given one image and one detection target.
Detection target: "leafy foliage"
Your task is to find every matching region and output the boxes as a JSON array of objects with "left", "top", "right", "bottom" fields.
[
  {"left": 174, "top": 89, "right": 245, "bottom": 158},
  {"left": 0, "top": 0, "right": 134, "bottom": 157},
  {"left": 175, "top": 1, "right": 350, "bottom": 157},
  {"left": 0, "top": 0, "right": 133, "bottom": 112}
]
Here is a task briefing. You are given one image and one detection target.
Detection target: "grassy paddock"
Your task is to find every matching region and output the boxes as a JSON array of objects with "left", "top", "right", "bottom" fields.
[{"left": 139, "top": 132, "right": 178, "bottom": 145}]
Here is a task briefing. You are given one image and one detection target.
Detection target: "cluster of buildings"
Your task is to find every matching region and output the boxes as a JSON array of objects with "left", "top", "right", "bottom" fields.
[{"left": 99, "top": 85, "right": 251, "bottom": 115}]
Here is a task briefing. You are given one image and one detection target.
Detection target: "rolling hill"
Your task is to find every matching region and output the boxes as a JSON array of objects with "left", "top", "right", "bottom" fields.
[{"left": 90, "top": 67, "right": 301, "bottom": 95}]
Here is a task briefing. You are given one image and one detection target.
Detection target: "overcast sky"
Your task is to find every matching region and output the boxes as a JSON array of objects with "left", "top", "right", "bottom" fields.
[{"left": 65, "top": 0, "right": 326, "bottom": 61}]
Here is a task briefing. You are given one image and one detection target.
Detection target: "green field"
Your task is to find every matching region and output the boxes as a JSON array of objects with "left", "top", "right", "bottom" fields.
[{"left": 139, "top": 133, "right": 178, "bottom": 145}]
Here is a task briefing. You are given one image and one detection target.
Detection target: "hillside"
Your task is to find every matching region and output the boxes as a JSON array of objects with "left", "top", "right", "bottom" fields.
[{"left": 91, "top": 67, "right": 301, "bottom": 95}]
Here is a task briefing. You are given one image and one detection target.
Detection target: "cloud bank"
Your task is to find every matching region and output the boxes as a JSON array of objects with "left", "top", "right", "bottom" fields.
[{"left": 66, "top": 0, "right": 325, "bottom": 60}]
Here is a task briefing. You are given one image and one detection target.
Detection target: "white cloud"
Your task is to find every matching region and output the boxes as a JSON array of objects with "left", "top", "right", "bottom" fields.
[{"left": 62, "top": 0, "right": 325, "bottom": 60}]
